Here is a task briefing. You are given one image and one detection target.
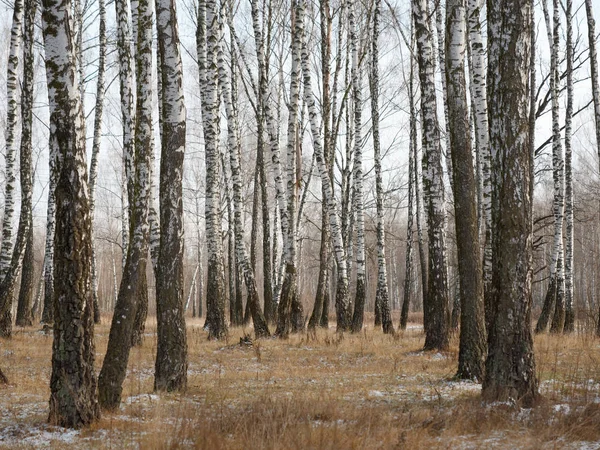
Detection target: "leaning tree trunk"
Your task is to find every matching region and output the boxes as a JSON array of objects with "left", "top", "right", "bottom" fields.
[
  {"left": 199, "top": 0, "right": 227, "bottom": 340},
  {"left": 446, "top": 0, "right": 486, "bottom": 380},
  {"left": 482, "top": 0, "right": 538, "bottom": 405},
  {"left": 299, "top": 0, "right": 351, "bottom": 331},
  {"left": 414, "top": 0, "right": 451, "bottom": 351},
  {"left": 42, "top": 0, "right": 100, "bottom": 426},
  {"left": 98, "top": 0, "right": 154, "bottom": 409},
  {"left": 564, "top": 0, "right": 575, "bottom": 333},
  {"left": 88, "top": 0, "right": 107, "bottom": 324},
  {"left": 154, "top": 0, "right": 188, "bottom": 391},
  {"left": 350, "top": 3, "right": 367, "bottom": 334},
  {"left": 15, "top": 0, "right": 37, "bottom": 329}
]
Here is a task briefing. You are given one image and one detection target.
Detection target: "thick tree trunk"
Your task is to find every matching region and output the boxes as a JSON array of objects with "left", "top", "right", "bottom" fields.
[
  {"left": 446, "top": 0, "right": 486, "bottom": 380},
  {"left": 42, "top": 0, "right": 100, "bottom": 426},
  {"left": 155, "top": 0, "right": 188, "bottom": 390},
  {"left": 483, "top": 0, "right": 538, "bottom": 405}
]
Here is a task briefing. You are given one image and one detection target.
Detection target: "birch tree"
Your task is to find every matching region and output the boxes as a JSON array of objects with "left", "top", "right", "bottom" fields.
[
  {"left": 564, "top": 0, "right": 575, "bottom": 332},
  {"left": 483, "top": 0, "right": 538, "bottom": 405},
  {"left": 400, "top": 58, "right": 417, "bottom": 330},
  {"left": 88, "top": 0, "right": 107, "bottom": 324},
  {"left": 466, "top": 0, "right": 492, "bottom": 326},
  {"left": 42, "top": 0, "right": 100, "bottom": 425},
  {"left": 414, "top": 0, "right": 451, "bottom": 350},
  {"left": 536, "top": 0, "right": 565, "bottom": 334},
  {"left": 0, "top": 0, "right": 23, "bottom": 281},
  {"left": 350, "top": 2, "right": 367, "bottom": 333},
  {"left": 198, "top": 0, "right": 227, "bottom": 339},
  {"left": 299, "top": 0, "right": 351, "bottom": 331},
  {"left": 369, "top": 0, "right": 394, "bottom": 334},
  {"left": 15, "top": 0, "right": 37, "bottom": 328},
  {"left": 445, "top": 0, "right": 486, "bottom": 380},
  {"left": 98, "top": 0, "right": 154, "bottom": 409},
  {"left": 154, "top": 0, "right": 188, "bottom": 391},
  {"left": 584, "top": 0, "right": 600, "bottom": 336},
  {"left": 308, "top": 0, "right": 333, "bottom": 331},
  {"left": 218, "top": 8, "right": 270, "bottom": 338}
]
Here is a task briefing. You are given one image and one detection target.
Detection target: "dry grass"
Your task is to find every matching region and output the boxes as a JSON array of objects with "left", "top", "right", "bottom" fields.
[{"left": 1, "top": 314, "right": 599, "bottom": 449}]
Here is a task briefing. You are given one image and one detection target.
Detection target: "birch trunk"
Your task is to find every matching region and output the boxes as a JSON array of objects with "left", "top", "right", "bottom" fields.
[
  {"left": 15, "top": 0, "right": 37, "bottom": 328},
  {"left": 564, "top": 0, "right": 575, "bottom": 333},
  {"left": 0, "top": 0, "right": 23, "bottom": 279},
  {"left": 350, "top": 2, "right": 367, "bottom": 333},
  {"left": 414, "top": 0, "right": 451, "bottom": 350},
  {"left": 299, "top": 0, "right": 351, "bottom": 331},
  {"left": 466, "top": 0, "right": 492, "bottom": 327},
  {"left": 536, "top": 0, "right": 565, "bottom": 334},
  {"left": 400, "top": 61, "right": 417, "bottom": 330},
  {"left": 483, "top": 0, "right": 538, "bottom": 405},
  {"left": 98, "top": 0, "right": 154, "bottom": 409},
  {"left": 88, "top": 0, "right": 107, "bottom": 324},
  {"left": 217, "top": 19, "right": 270, "bottom": 337},
  {"left": 42, "top": 0, "right": 100, "bottom": 425},
  {"left": 446, "top": 0, "right": 486, "bottom": 380},
  {"left": 309, "top": 0, "right": 332, "bottom": 331},
  {"left": 154, "top": 0, "right": 188, "bottom": 390},
  {"left": 199, "top": 0, "right": 227, "bottom": 340},
  {"left": 369, "top": 0, "right": 394, "bottom": 334},
  {"left": 275, "top": 0, "right": 302, "bottom": 338}
]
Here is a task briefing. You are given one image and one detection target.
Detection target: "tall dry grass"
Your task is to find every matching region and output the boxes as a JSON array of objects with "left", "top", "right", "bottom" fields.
[{"left": 0, "top": 314, "right": 599, "bottom": 449}]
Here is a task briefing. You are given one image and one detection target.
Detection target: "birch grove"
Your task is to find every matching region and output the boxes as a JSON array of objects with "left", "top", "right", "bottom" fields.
[{"left": 3, "top": 0, "right": 600, "bottom": 429}]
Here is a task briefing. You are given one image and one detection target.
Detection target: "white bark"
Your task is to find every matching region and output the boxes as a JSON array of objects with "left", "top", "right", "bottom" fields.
[
  {"left": 0, "top": 0, "right": 24, "bottom": 277},
  {"left": 298, "top": 0, "right": 350, "bottom": 330}
]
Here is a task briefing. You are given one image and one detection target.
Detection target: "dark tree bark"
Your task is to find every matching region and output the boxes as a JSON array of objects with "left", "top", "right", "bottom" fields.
[
  {"left": 414, "top": 0, "right": 451, "bottom": 351},
  {"left": 16, "top": 230, "right": 34, "bottom": 327},
  {"left": 15, "top": 0, "right": 36, "bottom": 329},
  {"left": 483, "top": 0, "right": 539, "bottom": 406},
  {"left": 42, "top": 0, "right": 100, "bottom": 426},
  {"left": 445, "top": 0, "right": 487, "bottom": 380},
  {"left": 155, "top": 0, "right": 188, "bottom": 391}
]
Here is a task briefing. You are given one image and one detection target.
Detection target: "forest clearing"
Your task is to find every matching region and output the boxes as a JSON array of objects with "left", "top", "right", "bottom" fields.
[{"left": 1, "top": 315, "right": 599, "bottom": 449}]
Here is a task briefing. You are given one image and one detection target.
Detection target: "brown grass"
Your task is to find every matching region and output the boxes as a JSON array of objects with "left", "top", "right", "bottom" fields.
[{"left": 0, "top": 315, "right": 599, "bottom": 449}]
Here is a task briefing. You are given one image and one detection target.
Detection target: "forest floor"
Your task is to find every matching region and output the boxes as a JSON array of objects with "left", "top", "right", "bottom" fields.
[{"left": 0, "top": 314, "right": 600, "bottom": 449}]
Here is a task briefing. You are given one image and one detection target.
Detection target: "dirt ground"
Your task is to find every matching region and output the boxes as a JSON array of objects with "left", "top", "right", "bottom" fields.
[{"left": 1, "top": 315, "right": 599, "bottom": 449}]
